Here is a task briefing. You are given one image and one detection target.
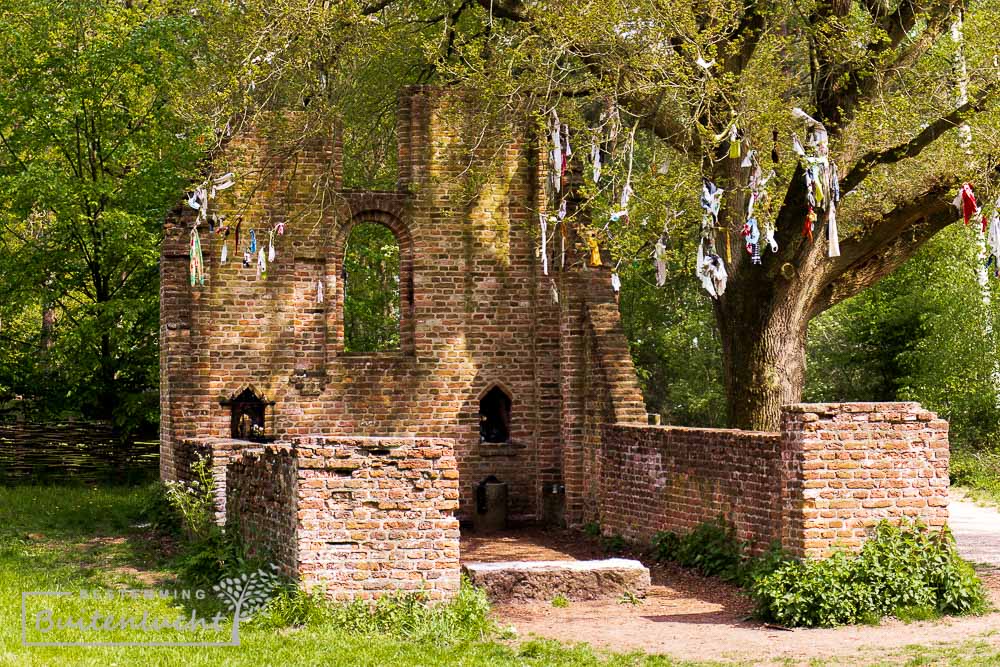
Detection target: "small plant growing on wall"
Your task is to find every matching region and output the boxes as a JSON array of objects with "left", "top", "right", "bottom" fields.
[{"left": 164, "top": 453, "right": 216, "bottom": 542}]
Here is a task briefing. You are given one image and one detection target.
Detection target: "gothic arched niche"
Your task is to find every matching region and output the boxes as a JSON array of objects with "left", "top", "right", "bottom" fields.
[
  {"left": 225, "top": 386, "right": 272, "bottom": 441},
  {"left": 479, "top": 385, "right": 512, "bottom": 443}
]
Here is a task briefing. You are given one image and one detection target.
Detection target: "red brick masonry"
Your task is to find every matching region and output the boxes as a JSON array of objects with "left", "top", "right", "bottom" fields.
[
  {"left": 161, "top": 87, "right": 952, "bottom": 598},
  {"left": 599, "top": 402, "right": 949, "bottom": 558},
  {"left": 227, "top": 436, "right": 460, "bottom": 600}
]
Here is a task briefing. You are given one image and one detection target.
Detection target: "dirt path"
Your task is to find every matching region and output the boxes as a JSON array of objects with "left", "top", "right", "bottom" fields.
[
  {"left": 950, "top": 489, "right": 1000, "bottom": 567},
  {"left": 467, "top": 527, "right": 1000, "bottom": 665}
]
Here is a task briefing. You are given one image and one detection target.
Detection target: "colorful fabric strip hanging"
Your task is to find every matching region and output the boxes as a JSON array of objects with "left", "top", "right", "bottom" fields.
[
  {"left": 828, "top": 199, "right": 841, "bottom": 258},
  {"left": 189, "top": 228, "right": 205, "bottom": 287},
  {"left": 539, "top": 214, "right": 549, "bottom": 276},
  {"left": 654, "top": 239, "right": 667, "bottom": 287},
  {"left": 953, "top": 183, "right": 978, "bottom": 225}
]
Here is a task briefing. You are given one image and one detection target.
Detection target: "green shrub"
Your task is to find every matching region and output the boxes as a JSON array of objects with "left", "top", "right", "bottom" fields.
[
  {"left": 154, "top": 454, "right": 261, "bottom": 587},
  {"left": 750, "top": 551, "right": 873, "bottom": 627},
  {"left": 175, "top": 527, "right": 251, "bottom": 588},
  {"left": 750, "top": 522, "right": 988, "bottom": 628},
  {"left": 551, "top": 594, "right": 569, "bottom": 608},
  {"left": 582, "top": 521, "right": 601, "bottom": 537},
  {"left": 137, "top": 481, "right": 182, "bottom": 535},
  {"left": 651, "top": 516, "right": 762, "bottom": 581},
  {"left": 601, "top": 534, "right": 626, "bottom": 554},
  {"left": 951, "top": 447, "right": 1000, "bottom": 505}
]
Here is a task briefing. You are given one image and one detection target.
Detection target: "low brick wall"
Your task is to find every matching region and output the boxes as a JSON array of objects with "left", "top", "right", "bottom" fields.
[
  {"left": 226, "top": 436, "right": 461, "bottom": 600},
  {"left": 781, "top": 403, "right": 949, "bottom": 557},
  {"left": 227, "top": 445, "right": 299, "bottom": 576},
  {"left": 599, "top": 425, "right": 782, "bottom": 552},
  {"left": 598, "top": 402, "right": 949, "bottom": 558}
]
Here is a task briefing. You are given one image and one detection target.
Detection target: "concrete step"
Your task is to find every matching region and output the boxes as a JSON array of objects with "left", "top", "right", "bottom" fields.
[{"left": 463, "top": 558, "right": 650, "bottom": 603}]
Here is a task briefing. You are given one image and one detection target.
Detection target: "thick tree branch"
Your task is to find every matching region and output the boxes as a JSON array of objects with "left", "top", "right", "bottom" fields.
[
  {"left": 474, "top": 0, "right": 527, "bottom": 21},
  {"left": 811, "top": 182, "right": 956, "bottom": 314},
  {"left": 722, "top": 0, "right": 768, "bottom": 76},
  {"left": 840, "top": 82, "right": 997, "bottom": 196},
  {"left": 814, "top": 0, "right": 959, "bottom": 130},
  {"left": 361, "top": 0, "right": 396, "bottom": 15}
]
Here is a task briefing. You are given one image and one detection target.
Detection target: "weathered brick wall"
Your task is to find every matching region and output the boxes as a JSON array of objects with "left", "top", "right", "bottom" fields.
[
  {"left": 160, "top": 86, "right": 645, "bottom": 523},
  {"left": 227, "top": 445, "right": 299, "bottom": 577},
  {"left": 597, "top": 402, "right": 949, "bottom": 557},
  {"left": 781, "top": 402, "right": 950, "bottom": 558},
  {"left": 575, "top": 285, "right": 649, "bottom": 525},
  {"left": 599, "top": 424, "right": 783, "bottom": 551},
  {"left": 226, "top": 437, "right": 460, "bottom": 600}
]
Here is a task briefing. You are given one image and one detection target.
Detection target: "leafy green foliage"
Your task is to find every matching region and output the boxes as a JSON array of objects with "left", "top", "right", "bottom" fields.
[
  {"left": 163, "top": 455, "right": 217, "bottom": 543},
  {"left": 750, "top": 522, "right": 988, "bottom": 628},
  {"left": 138, "top": 481, "right": 182, "bottom": 536},
  {"left": 551, "top": 594, "right": 569, "bottom": 608},
  {"left": 652, "top": 517, "right": 790, "bottom": 586},
  {"left": 807, "top": 226, "right": 1000, "bottom": 450},
  {"left": 250, "top": 585, "right": 331, "bottom": 629},
  {"left": 601, "top": 534, "right": 627, "bottom": 554},
  {"left": 619, "top": 262, "right": 727, "bottom": 427},
  {"left": 0, "top": 0, "right": 206, "bottom": 434},
  {"left": 157, "top": 454, "right": 253, "bottom": 587},
  {"left": 344, "top": 222, "right": 401, "bottom": 353},
  {"left": 653, "top": 517, "right": 739, "bottom": 580},
  {"left": 951, "top": 448, "right": 1000, "bottom": 505}
]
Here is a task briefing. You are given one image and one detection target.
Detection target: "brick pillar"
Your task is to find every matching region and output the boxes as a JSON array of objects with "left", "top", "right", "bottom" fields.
[
  {"left": 160, "top": 211, "right": 195, "bottom": 482},
  {"left": 780, "top": 402, "right": 950, "bottom": 558}
]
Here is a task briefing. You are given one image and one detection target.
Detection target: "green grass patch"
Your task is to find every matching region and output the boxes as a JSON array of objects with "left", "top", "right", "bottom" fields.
[{"left": 0, "top": 484, "right": 710, "bottom": 666}]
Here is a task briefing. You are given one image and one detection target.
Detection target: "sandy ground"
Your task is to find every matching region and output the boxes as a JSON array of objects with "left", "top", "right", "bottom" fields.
[{"left": 461, "top": 498, "right": 1000, "bottom": 666}]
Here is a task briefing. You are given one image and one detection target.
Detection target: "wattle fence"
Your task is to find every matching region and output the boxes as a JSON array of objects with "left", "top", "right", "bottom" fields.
[{"left": 0, "top": 422, "right": 158, "bottom": 485}]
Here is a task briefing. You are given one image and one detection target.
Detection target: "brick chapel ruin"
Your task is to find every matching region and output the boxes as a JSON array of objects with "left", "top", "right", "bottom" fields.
[{"left": 161, "top": 87, "right": 951, "bottom": 600}]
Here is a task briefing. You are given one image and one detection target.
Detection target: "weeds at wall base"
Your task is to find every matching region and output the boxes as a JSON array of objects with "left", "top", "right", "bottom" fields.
[{"left": 652, "top": 517, "right": 988, "bottom": 628}]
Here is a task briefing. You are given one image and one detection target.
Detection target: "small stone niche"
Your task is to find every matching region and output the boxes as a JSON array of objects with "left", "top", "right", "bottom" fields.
[
  {"left": 480, "top": 386, "right": 512, "bottom": 443},
  {"left": 222, "top": 386, "right": 274, "bottom": 442}
]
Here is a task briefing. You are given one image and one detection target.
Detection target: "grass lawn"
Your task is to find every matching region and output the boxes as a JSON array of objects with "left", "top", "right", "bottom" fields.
[
  {"left": 3, "top": 484, "right": 1000, "bottom": 667},
  {"left": 0, "top": 484, "right": 702, "bottom": 667}
]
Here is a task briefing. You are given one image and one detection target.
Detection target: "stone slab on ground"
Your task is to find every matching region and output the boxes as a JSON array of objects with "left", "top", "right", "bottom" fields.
[{"left": 462, "top": 558, "right": 650, "bottom": 603}]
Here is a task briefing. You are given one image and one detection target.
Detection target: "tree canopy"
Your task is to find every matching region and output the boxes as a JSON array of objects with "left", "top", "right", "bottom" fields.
[
  {"left": 1, "top": 0, "right": 999, "bottom": 436},
  {"left": 0, "top": 0, "right": 206, "bottom": 431}
]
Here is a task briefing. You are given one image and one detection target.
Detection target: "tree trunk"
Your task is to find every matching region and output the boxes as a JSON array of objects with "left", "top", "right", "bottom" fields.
[
  {"left": 716, "top": 287, "right": 810, "bottom": 431},
  {"left": 98, "top": 330, "right": 117, "bottom": 424}
]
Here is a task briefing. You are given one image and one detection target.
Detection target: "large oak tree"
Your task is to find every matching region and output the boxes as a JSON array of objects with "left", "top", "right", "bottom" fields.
[{"left": 325, "top": 0, "right": 1000, "bottom": 430}]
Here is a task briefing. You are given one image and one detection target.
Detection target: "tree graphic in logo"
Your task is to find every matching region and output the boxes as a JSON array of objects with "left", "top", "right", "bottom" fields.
[{"left": 212, "top": 567, "right": 279, "bottom": 644}]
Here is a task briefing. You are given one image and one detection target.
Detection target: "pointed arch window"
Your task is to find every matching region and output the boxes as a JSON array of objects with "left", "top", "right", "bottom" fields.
[{"left": 479, "top": 386, "right": 512, "bottom": 443}]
